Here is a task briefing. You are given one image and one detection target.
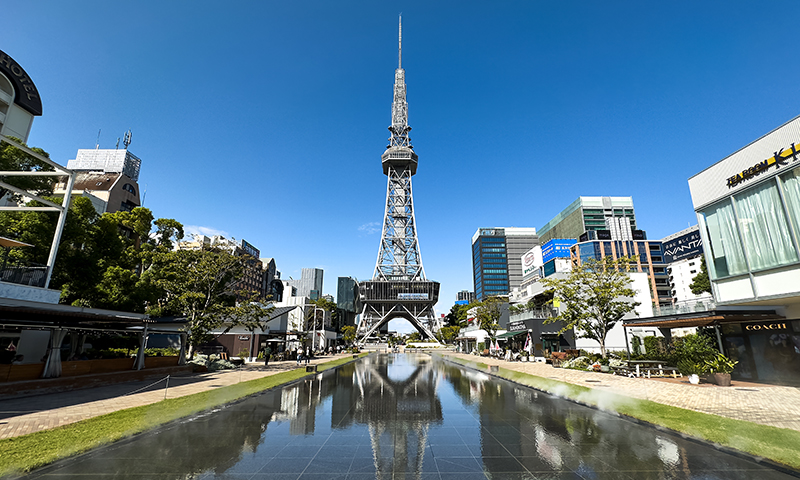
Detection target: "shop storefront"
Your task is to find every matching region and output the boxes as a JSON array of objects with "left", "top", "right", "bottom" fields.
[
  {"left": 625, "top": 312, "right": 800, "bottom": 385},
  {"left": 720, "top": 320, "right": 800, "bottom": 384},
  {"left": 684, "top": 114, "right": 800, "bottom": 385},
  {"left": 505, "top": 318, "right": 574, "bottom": 356}
]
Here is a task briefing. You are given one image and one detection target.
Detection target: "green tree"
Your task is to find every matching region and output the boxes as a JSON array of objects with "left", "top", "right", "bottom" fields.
[
  {"left": 541, "top": 256, "right": 640, "bottom": 358},
  {"left": 474, "top": 296, "right": 504, "bottom": 339},
  {"left": 407, "top": 331, "right": 422, "bottom": 342},
  {"left": 444, "top": 303, "right": 470, "bottom": 328},
  {"left": 147, "top": 248, "right": 243, "bottom": 355},
  {"left": 437, "top": 325, "right": 460, "bottom": 344},
  {"left": 689, "top": 255, "right": 712, "bottom": 296},
  {"left": 0, "top": 137, "right": 55, "bottom": 204},
  {"left": 341, "top": 325, "right": 356, "bottom": 346}
]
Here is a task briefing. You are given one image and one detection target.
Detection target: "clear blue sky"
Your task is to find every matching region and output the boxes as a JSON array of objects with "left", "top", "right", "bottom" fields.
[{"left": 4, "top": 1, "right": 800, "bottom": 330}]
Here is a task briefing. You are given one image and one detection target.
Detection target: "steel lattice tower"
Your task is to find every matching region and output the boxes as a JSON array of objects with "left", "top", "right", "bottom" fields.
[{"left": 357, "top": 17, "right": 440, "bottom": 344}]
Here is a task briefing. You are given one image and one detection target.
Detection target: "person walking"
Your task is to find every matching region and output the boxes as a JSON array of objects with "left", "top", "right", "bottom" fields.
[
  {"left": 264, "top": 345, "right": 272, "bottom": 366},
  {"left": 297, "top": 346, "right": 304, "bottom": 366}
]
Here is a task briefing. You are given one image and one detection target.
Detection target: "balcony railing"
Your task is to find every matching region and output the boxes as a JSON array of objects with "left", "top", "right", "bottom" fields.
[
  {"left": 0, "top": 261, "right": 48, "bottom": 288},
  {"left": 650, "top": 298, "right": 717, "bottom": 317},
  {"left": 509, "top": 307, "right": 555, "bottom": 323}
]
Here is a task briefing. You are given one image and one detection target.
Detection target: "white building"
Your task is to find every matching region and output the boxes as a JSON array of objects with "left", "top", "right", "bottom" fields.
[
  {"left": 627, "top": 114, "right": 800, "bottom": 385},
  {"left": 0, "top": 50, "right": 41, "bottom": 143}
]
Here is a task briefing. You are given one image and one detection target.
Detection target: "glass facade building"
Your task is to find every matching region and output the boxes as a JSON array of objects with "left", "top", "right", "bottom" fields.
[
  {"left": 472, "top": 228, "right": 539, "bottom": 301},
  {"left": 539, "top": 196, "right": 637, "bottom": 243}
]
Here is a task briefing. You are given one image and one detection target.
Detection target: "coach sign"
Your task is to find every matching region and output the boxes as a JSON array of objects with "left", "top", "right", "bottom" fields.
[{"left": 0, "top": 50, "right": 42, "bottom": 116}]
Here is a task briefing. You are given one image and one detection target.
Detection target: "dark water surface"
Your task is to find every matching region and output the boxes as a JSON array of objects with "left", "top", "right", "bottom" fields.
[{"left": 26, "top": 354, "right": 796, "bottom": 479}]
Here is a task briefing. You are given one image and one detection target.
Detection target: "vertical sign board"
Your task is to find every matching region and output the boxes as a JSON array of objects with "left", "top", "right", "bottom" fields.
[
  {"left": 521, "top": 245, "right": 543, "bottom": 278},
  {"left": 662, "top": 230, "right": 703, "bottom": 264}
]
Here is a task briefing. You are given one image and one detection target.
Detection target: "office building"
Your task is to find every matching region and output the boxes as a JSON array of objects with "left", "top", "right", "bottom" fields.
[
  {"left": 260, "top": 258, "right": 284, "bottom": 302},
  {"left": 472, "top": 227, "right": 539, "bottom": 301},
  {"left": 539, "top": 196, "right": 637, "bottom": 243},
  {"left": 456, "top": 290, "right": 475, "bottom": 304},
  {"left": 288, "top": 268, "right": 324, "bottom": 300},
  {"left": 0, "top": 50, "right": 41, "bottom": 143}
]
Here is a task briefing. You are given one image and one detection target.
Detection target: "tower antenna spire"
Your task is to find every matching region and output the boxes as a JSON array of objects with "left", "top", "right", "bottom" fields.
[{"left": 398, "top": 14, "right": 402, "bottom": 69}]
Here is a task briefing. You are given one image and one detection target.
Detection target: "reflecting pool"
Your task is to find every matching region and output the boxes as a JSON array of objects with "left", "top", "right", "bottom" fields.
[{"left": 26, "top": 354, "right": 796, "bottom": 479}]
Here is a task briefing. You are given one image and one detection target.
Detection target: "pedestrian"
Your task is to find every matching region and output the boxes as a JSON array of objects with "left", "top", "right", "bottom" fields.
[
  {"left": 264, "top": 345, "right": 272, "bottom": 366},
  {"left": 297, "top": 346, "right": 304, "bottom": 365}
]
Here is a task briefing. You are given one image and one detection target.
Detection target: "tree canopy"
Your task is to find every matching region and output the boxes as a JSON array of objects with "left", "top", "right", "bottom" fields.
[
  {"left": 540, "top": 256, "right": 641, "bottom": 358},
  {"left": 473, "top": 296, "right": 504, "bottom": 339},
  {"left": 444, "top": 303, "right": 470, "bottom": 328},
  {"left": 690, "top": 255, "right": 712, "bottom": 296}
]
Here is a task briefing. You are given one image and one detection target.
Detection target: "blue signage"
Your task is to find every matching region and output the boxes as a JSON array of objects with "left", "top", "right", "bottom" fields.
[
  {"left": 662, "top": 230, "right": 703, "bottom": 264},
  {"left": 542, "top": 239, "right": 576, "bottom": 264}
]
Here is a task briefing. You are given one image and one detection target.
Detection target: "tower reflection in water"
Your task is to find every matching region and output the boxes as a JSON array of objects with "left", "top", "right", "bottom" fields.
[{"left": 31, "top": 353, "right": 797, "bottom": 480}]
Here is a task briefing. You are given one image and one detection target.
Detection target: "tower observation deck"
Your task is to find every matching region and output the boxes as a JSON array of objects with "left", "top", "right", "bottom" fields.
[{"left": 357, "top": 17, "right": 440, "bottom": 344}]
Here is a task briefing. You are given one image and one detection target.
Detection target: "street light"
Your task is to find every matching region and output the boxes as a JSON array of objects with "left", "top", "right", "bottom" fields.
[{"left": 306, "top": 304, "right": 325, "bottom": 354}]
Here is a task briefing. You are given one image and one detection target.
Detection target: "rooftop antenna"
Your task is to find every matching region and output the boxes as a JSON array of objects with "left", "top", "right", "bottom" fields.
[
  {"left": 115, "top": 138, "right": 120, "bottom": 149},
  {"left": 95, "top": 129, "right": 101, "bottom": 149},
  {"left": 123, "top": 130, "right": 132, "bottom": 149}
]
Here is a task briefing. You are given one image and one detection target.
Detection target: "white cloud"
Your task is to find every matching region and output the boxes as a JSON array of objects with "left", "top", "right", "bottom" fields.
[
  {"left": 358, "top": 222, "right": 381, "bottom": 235},
  {"left": 184, "top": 225, "right": 230, "bottom": 238}
]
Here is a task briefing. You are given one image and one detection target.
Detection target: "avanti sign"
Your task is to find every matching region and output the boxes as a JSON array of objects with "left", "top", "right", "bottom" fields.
[{"left": 726, "top": 143, "right": 799, "bottom": 188}]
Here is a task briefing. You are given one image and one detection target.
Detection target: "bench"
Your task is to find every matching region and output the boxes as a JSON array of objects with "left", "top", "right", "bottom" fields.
[{"left": 613, "top": 363, "right": 682, "bottom": 378}]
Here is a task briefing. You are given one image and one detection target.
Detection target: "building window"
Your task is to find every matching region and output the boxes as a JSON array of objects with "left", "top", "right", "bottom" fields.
[
  {"left": 734, "top": 180, "right": 797, "bottom": 270},
  {"left": 699, "top": 199, "right": 748, "bottom": 279},
  {"left": 780, "top": 167, "right": 800, "bottom": 242},
  {"left": 122, "top": 183, "right": 136, "bottom": 195}
]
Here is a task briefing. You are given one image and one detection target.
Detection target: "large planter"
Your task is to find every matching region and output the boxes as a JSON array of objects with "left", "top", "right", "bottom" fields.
[
  {"left": 688, "top": 374, "right": 700, "bottom": 385},
  {"left": 711, "top": 372, "right": 731, "bottom": 386},
  {"left": 600, "top": 365, "right": 610, "bottom": 373}
]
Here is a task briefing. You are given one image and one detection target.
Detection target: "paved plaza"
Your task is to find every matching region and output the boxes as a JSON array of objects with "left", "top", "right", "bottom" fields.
[
  {"left": 0, "top": 354, "right": 351, "bottom": 440},
  {"left": 443, "top": 352, "right": 800, "bottom": 432}
]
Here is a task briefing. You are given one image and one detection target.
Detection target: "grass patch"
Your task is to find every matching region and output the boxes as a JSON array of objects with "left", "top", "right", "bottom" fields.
[
  {"left": 440, "top": 354, "right": 800, "bottom": 471},
  {"left": 0, "top": 354, "right": 368, "bottom": 477}
]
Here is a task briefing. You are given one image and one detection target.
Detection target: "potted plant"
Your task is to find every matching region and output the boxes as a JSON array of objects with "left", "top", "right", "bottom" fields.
[
  {"left": 705, "top": 354, "right": 737, "bottom": 386},
  {"left": 551, "top": 351, "right": 566, "bottom": 367},
  {"left": 677, "top": 359, "right": 706, "bottom": 384},
  {"left": 599, "top": 357, "right": 610, "bottom": 373}
]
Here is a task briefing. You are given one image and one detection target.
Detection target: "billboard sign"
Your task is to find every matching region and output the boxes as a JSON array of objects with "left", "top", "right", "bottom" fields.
[
  {"left": 662, "top": 229, "right": 703, "bottom": 263},
  {"left": 398, "top": 293, "right": 428, "bottom": 300},
  {"left": 542, "top": 239, "right": 577, "bottom": 263},
  {"left": 521, "top": 246, "right": 543, "bottom": 278},
  {"left": 241, "top": 239, "right": 260, "bottom": 258}
]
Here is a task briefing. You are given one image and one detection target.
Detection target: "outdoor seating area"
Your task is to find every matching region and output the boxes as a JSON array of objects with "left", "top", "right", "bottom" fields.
[{"left": 610, "top": 360, "right": 682, "bottom": 378}]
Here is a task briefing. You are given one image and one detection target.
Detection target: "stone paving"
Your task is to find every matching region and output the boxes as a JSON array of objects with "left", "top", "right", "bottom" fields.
[
  {"left": 0, "top": 354, "right": 352, "bottom": 440},
  {"left": 442, "top": 352, "right": 800, "bottom": 432}
]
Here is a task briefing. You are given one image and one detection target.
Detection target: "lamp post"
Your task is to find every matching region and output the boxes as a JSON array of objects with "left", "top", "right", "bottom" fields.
[{"left": 306, "top": 304, "right": 324, "bottom": 355}]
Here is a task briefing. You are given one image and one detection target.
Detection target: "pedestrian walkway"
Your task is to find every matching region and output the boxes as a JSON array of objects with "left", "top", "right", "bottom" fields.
[
  {"left": 0, "top": 354, "right": 353, "bottom": 440},
  {"left": 443, "top": 352, "right": 800, "bottom": 432}
]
